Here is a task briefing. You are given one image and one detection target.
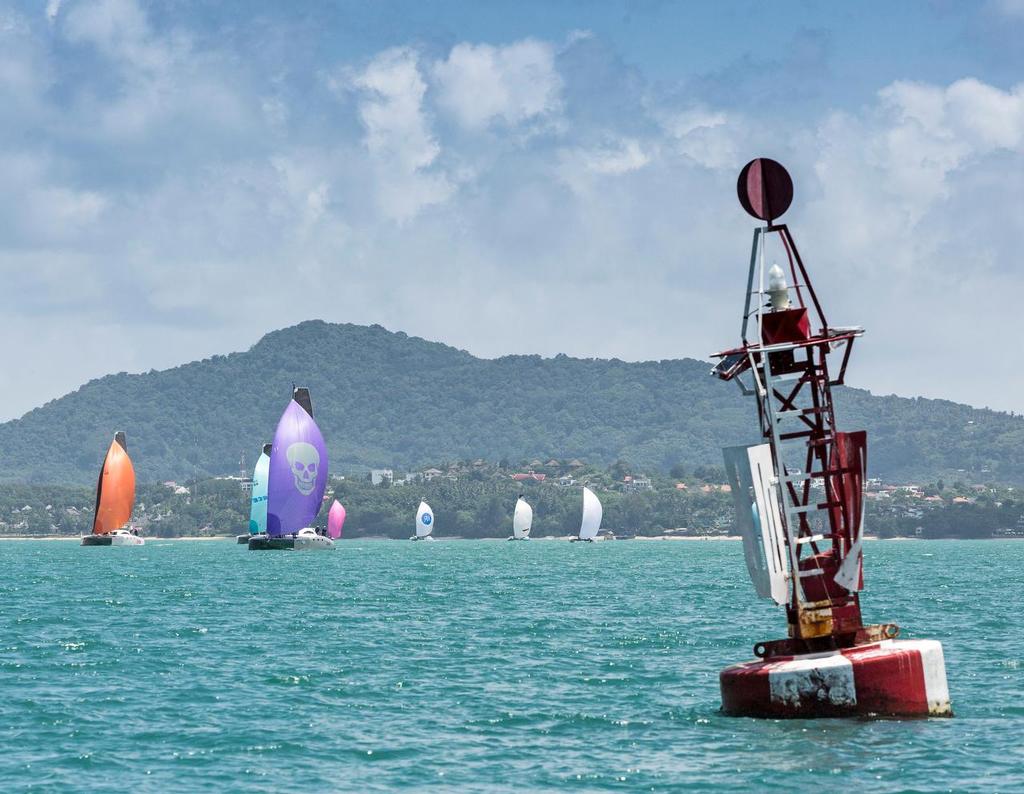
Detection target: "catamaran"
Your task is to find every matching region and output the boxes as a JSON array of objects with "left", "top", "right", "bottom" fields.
[
  {"left": 249, "top": 387, "right": 333, "bottom": 551},
  {"left": 508, "top": 494, "right": 532, "bottom": 540},
  {"left": 238, "top": 443, "right": 271, "bottom": 543},
  {"left": 570, "top": 486, "right": 602, "bottom": 542},
  {"left": 81, "top": 432, "right": 144, "bottom": 546},
  {"left": 327, "top": 499, "right": 346, "bottom": 540},
  {"left": 411, "top": 500, "right": 435, "bottom": 541}
]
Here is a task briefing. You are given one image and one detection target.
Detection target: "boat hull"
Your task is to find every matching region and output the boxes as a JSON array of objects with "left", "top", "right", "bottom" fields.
[
  {"left": 81, "top": 532, "right": 144, "bottom": 546},
  {"left": 410, "top": 535, "right": 435, "bottom": 541},
  {"left": 719, "top": 639, "right": 951, "bottom": 718},
  {"left": 248, "top": 534, "right": 334, "bottom": 551},
  {"left": 237, "top": 534, "right": 251, "bottom": 544}
]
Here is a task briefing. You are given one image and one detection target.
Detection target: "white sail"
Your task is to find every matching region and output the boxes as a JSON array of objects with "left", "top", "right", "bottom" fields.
[
  {"left": 416, "top": 501, "right": 434, "bottom": 537},
  {"left": 579, "top": 487, "right": 602, "bottom": 540},
  {"left": 513, "top": 498, "right": 533, "bottom": 539}
]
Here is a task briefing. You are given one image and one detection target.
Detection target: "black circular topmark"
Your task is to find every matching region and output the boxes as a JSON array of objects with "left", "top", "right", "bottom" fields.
[{"left": 737, "top": 158, "right": 793, "bottom": 222}]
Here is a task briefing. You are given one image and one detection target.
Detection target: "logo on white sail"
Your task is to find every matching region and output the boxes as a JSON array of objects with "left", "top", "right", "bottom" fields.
[
  {"left": 286, "top": 442, "right": 320, "bottom": 495},
  {"left": 421, "top": 512, "right": 432, "bottom": 525}
]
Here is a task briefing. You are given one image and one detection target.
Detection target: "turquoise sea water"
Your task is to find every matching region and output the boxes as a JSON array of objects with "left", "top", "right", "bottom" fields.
[{"left": 1, "top": 539, "right": 1021, "bottom": 792}]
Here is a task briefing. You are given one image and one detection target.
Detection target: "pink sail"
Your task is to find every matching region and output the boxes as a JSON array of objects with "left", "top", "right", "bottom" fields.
[{"left": 327, "top": 499, "right": 346, "bottom": 539}]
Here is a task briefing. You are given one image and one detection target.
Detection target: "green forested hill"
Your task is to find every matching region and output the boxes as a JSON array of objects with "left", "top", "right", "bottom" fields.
[{"left": 1, "top": 321, "right": 1021, "bottom": 484}]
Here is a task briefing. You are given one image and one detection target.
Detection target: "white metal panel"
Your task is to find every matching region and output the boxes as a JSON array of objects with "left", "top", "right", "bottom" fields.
[
  {"left": 723, "top": 444, "right": 789, "bottom": 604},
  {"left": 747, "top": 444, "right": 790, "bottom": 605}
]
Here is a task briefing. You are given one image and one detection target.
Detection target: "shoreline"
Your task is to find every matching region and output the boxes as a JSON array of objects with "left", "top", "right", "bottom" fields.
[{"left": 2, "top": 534, "right": 1020, "bottom": 542}]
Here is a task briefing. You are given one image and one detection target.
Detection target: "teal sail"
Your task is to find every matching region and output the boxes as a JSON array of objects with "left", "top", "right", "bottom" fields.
[{"left": 248, "top": 444, "right": 271, "bottom": 534}]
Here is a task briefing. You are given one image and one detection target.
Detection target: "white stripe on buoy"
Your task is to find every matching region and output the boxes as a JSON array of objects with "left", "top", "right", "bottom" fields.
[
  {"left": 766, "top": 651, "right": 856, "bottom": 709},
  {"left": 916, "top": 640, "right": 951, "bottom": 714}
]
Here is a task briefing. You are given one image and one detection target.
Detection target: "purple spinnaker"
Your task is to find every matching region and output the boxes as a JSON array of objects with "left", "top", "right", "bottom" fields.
[
  {"left": 267, "top": 391, "right": 328, "bottom": 537},
  {"left": 327, "top": 500, "right": 346, "bottom": 539}
]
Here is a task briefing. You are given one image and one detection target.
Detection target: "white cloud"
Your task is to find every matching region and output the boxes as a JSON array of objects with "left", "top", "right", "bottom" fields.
[
  {"left": 810, "top": 78, "right": 1024, "bottom": 243},
  {"left": 349, "top": 47, "right": 454, "bottom": 222},
  {"left": 352, "top": 48, "right": 438, "bottom": 169},
  {"left": 433, "top": 39, "right": 562, "bottom": 130},
  {"left": 557, "top": 138, "right": 649, "bottom": 193},
  {"left": 63, "top": 0, "right": 167, "bottom": 70},
  {"left": 62, "top": 0, "right": 255, "bottom": 144},
  {"left": 45, "top": 0, "right": 62, "bottom": 24},
  {"left": 661, "top": 108, "right": 740, "bottom": 170}
]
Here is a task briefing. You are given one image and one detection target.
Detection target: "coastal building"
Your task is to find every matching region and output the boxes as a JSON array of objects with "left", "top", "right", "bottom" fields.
[
  {"left": 512, "top": 472, "right": 546, "bottom": 482},
  {"left": 371, "top": 469, "right": 393, "bottom": 486},
  {"left": 422, "top": 468, "right": 443, "bottom": 481}
]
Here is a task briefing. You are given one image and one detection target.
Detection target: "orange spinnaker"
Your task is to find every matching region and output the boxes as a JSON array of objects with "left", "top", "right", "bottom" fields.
[{"left": 92, "top": 437, "right": 136, "bottom": 534}]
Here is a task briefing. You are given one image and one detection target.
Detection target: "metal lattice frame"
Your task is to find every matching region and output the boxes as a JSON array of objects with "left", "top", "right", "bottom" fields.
[{"left": 731, "top": 224, "right": 865, "bottom": 644}]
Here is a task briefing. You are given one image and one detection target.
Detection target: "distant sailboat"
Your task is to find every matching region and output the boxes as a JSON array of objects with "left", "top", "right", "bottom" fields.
[
  {"left": 327, "top": 499, "right": 346, "bottom": 540},
  {"left": 571, "top": 486, "right": 602, "bottom": 543},
  {"left": 238, "top": 443, "right": 271, "bottom": 543},
  {"left": 81, "top": 432, "right": 143, "bottom": 546},
  {"left": 412, "top": 500, "right": 435, "bottom": 541},
  {"left": 249, "top": 387, "right": 333, "bottom": 551},
  {"left": 508, "top": 494, "right": 532, "bottom": 540}
]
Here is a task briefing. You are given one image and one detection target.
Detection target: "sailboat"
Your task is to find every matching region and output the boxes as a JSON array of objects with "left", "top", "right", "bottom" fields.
[
  {"left": 249, "top": 387, "right": 333, "bottom": 551},
  {"left": 327, "top": 499, "right": 346, "bottom": 540},
  {"left": 238, "top": 443, "right": 271, "bottom": 543},
  {"left": 570, "top": 486, "right": 602, "bottom": 542},
  {"left": 411, "top": 500, "right": 435, "bottom": 541},
  {"left": 81, "top": 432, "right": 143, "bottom": 546},
  {"left": 508, "top": 494, "right": 533, "bottom": 540}
]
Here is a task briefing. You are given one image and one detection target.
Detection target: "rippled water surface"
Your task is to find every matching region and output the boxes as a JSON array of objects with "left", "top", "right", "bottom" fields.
[{"left": 1, "top": 539, "right": 1021, "bottom": 791}]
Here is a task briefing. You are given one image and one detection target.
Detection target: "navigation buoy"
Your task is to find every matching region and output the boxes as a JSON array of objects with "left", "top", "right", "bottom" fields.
[{"left": 709, "top": 159, "right": 952, "bottom": 718}]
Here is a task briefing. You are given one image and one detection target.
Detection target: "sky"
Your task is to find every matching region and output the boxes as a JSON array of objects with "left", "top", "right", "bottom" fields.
[{"left": 1, "top": 0, "right": 1023, "bottom": 421}]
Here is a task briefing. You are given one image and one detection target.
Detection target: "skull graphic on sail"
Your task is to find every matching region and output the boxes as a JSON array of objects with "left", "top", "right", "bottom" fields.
[{"left": 286, "top": 442, "right": 320, "bottom": 495}]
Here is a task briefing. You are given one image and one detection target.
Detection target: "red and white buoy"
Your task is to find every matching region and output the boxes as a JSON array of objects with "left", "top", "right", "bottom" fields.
[{"left": 711, "top": 158, "right": 951, "bottom": 718}]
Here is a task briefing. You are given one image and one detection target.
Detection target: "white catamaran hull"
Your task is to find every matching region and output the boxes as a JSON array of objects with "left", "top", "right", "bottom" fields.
[
  {"left": 82, "top": 529, "right": 144, "bottom": 546},
  {"left": 294, "top": 531, "right": 334, "bottom": 550},
  {"left": 249, "top": 529, "right": 334, "bottom": 551}
]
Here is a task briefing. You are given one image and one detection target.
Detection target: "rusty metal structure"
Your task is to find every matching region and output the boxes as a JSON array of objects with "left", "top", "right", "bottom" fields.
[
  {"left": 714, "top": 158, "right": 889, "bottom": 656},
  {"left": 713, "top": 159, "right": 951, "bottom": 717}
]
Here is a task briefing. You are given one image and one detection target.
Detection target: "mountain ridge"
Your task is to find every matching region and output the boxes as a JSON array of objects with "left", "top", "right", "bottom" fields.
[{"left": 2, "top": 320, "right": 1021, "bottom": 485}]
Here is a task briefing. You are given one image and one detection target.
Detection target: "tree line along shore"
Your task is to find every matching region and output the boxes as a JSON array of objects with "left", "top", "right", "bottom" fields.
[{"left": 1, "top": 459, "right": 1021, "bottom": 540}]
